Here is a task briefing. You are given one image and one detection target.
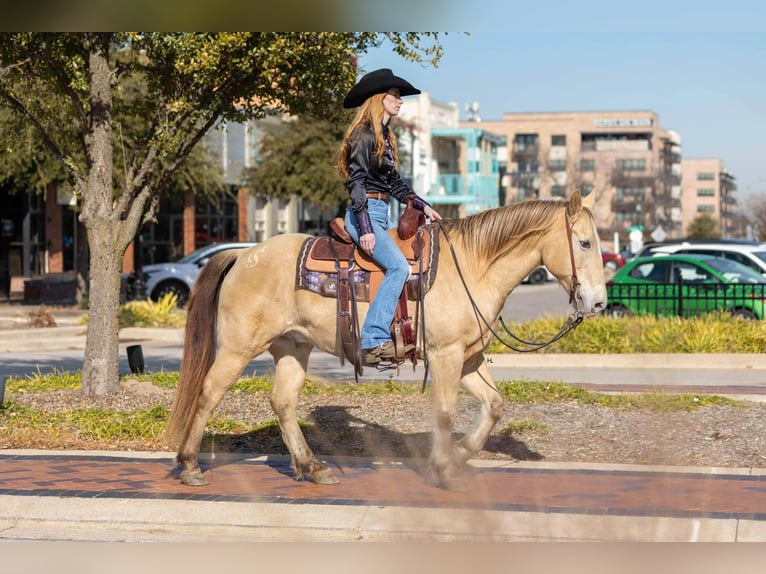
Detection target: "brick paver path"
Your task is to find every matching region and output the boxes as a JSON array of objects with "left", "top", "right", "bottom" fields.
[{"left": 2, "top": 453, "right": 766, "bottom": 521}]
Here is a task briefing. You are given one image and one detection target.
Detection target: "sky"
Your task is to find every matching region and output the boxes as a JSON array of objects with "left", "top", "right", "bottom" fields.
[{"left": 357, "top": 4, "right": 766, "bottom": 199}]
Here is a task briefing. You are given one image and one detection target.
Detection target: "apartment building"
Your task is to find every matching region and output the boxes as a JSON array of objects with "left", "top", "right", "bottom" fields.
[
  {"left": 476, "top": 110, "right": 684, "bottom": 246},
  {"left": 680, "top": 158, "right": 738, "bottom": 237}
]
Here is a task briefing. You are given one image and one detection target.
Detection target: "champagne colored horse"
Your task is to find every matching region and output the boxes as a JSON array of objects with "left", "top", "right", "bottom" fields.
[{"left": 167, "top": 190, "right": 607, "bottom": 489}]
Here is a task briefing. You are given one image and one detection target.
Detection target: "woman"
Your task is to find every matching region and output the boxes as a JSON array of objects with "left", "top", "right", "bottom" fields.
[{"left": 337, "top": 68, "right": 442, "bottom": 365}]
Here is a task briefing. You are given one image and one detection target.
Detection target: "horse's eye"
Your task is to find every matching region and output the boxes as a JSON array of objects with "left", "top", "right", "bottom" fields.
[{"left": 580, "top": 240, "right": 592, "bottom": 250}]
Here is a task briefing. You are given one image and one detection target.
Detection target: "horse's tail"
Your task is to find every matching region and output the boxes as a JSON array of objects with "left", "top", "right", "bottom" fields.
[{"left": 165, "top": 250, "right": 240, "bottom": 446}]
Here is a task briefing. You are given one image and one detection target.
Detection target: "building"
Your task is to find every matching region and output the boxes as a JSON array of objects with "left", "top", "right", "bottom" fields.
[
  {"left": 476, "top": 110, "right": 685, "bottom": 248},
  {"left": 680, "top": 158, "right": 738, "bottom": 237},
  {"left": 397, "top": 93, "right": 506, "bottom": 218}
]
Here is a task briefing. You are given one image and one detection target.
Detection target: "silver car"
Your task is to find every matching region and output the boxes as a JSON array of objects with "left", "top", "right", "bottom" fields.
[{"left": 137, "top": 242, "right": 257, "bottom": 307}]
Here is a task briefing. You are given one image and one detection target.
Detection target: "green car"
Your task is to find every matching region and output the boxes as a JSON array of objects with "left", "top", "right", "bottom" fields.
[{"left": 604, "top": 253, "right": 766, "bottom": 320}]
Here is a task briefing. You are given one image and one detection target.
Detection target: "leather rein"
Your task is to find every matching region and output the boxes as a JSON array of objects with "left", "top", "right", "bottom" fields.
[{"left": 439, "top": 206, "right": 585, "bottom": 354}]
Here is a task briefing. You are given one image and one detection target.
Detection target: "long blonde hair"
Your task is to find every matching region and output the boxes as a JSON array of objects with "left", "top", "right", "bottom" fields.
[{"left": 336, "top": 93, "right": 399, "bottom": 180}]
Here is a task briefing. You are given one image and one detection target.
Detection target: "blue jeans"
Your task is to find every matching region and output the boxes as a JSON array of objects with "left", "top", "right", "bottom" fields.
[{"left": 345, "top": 200, "right": 410, "bottom": 350}]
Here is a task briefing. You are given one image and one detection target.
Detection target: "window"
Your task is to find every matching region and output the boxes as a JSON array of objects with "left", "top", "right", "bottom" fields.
[
  {"left": 697, "top": 172, "right": 715, "bottom": 181},
  {"left": 675, "top": 262, "right": 714, "bottom": 284},
  {"left": 615, "top": 158, "right": 646, "bottom": 171},
  {"left": 551, "top": 134, "right": 566, "bottom": 146},
  {"left": 551, "top": 185, "right": 567, "bottom": 197},
  {"left": 696, "top": 205, "right": 715, "bottom": 213},
  {"left": 514, "top": 134, "right": 538, "bottom": 151},
  {"left": 549, "top": 159, "right": 567, "bottom": 172},
  {"left": 517, "top": 159, "right": 539, "bottom": 172},
  {"left": 697, "top": 188, "right": 715, "bottom": 197},
  {"left": 615, "top": 187, "right": 645, "bottom": 201},
  {"left": 580, "top": 159, "right": 595, "bottom": 172},
  {"left": 579, "top": 184, "right": 594, "bottom": 195},
  {"left": 630, "top": 260, "right": 670, "bottom": 282}
]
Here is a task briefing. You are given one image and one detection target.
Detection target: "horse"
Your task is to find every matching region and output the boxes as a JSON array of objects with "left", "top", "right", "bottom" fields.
[{"left": 166, "top": 190, "right": 607, "bottom": 490}]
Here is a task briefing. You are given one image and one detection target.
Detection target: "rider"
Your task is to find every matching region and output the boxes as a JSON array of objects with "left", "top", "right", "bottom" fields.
[{"left": 336, "top": 68, "right": 442, "bottom": 365}]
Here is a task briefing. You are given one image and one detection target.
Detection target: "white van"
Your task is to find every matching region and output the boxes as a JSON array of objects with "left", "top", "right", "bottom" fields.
[{"left": 650, "top": 241, "right": 766, "bottom": 277}]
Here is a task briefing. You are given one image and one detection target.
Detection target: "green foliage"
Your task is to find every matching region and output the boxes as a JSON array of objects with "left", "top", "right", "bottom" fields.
[
  {"left": 0, "top": 402, "right": 169, "bottom": 442},
  {"left": 244, "top": 116, "right": 348, "bottom": 213},
  {"left": 5, "top": 368, "right": 82, "bottom": 393},
  {"left": 488, "top": 313, "right": 766, "bottom": 354},
  {"left": 686, "top": 214, "right": 720, "bottom": 239},
  {"left": 498, "top": 419, "right": 550, "bottom": 436},
  {"left": 117, "top": 293, "right": 186, "bottom": 328}
]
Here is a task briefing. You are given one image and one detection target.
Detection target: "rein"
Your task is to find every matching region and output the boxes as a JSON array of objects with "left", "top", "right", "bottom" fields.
[{"left": 437, "top": 207, "right": 584, "bottom": 354}]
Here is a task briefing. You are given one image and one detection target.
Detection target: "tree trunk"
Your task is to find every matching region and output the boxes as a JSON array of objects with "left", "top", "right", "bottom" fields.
[
  {"left": 81, "top": 225, "right": 123, "bottom": 395},
  {"left": 80, "top": 34, "right": 124, "bottom": 396}
]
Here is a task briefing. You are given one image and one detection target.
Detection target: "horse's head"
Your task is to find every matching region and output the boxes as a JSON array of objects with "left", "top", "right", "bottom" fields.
[{"left": 542, "top": 190, "right": 607, "bottom": 316}]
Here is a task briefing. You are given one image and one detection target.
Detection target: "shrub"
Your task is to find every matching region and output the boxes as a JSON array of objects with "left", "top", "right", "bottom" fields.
[
  {"left": 117, "top": 293, "right": 186, "bottom": 328},
  {"left": 487, "top": 312, "right": 766, "bottom": 354}
]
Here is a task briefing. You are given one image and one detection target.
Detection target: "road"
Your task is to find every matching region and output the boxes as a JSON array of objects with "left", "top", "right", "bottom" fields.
[{"left": 502, "top": 281, "right": 572, "bottom": 322}]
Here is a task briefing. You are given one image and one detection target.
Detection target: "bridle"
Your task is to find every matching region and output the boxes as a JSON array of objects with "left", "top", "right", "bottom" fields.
[{"left": 439, "top": 205, "right": 585, "bottom": 354}]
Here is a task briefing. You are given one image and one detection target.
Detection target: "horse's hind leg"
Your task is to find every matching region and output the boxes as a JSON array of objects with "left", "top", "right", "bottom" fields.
[
  {"left": 176, "top": 349, "right": 253, "bottom": 486},
  {"left": 269, "top": 337, "right": 339, "bottom": 485},
  {"left": 453, "top": 357, "right": 504, "bottom": 465}
]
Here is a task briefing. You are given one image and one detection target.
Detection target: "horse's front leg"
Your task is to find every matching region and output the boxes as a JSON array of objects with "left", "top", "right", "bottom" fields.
[
  {"left": 453, "top": 356, "right": 504, "bottom": 465},
  {"left": 425, "top": 347, "right": 466, "bottom": 490},
  {"left": 270, "top": 337, "right": 339, "bottom": 485}
]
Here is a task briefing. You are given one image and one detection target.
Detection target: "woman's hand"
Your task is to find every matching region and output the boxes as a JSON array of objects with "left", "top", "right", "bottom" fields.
[
  {"left": 360, "top": 233, "right": 375, "bottom": 254},
  {"left": 424, "top": 205, "right": 443, "bottom": 222}
]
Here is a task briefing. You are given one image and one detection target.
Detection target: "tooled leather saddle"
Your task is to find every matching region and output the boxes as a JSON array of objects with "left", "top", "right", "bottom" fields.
[{"left": 295, "top": 202, "right": 440, "bottom": 377}]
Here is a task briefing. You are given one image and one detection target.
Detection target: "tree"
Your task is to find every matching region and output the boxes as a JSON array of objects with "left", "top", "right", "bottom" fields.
[
  {"left": 686, "top": 214, "right": 720, "bottom": 239},
  {"left": 0, "top": 32, "right": 443, "bottom": 395},
  {"left": 742, "top": 193, "right": 766, "bottom": 241},
  {"left": 244, "top": 114, "right": 349, "bottom": 218}
]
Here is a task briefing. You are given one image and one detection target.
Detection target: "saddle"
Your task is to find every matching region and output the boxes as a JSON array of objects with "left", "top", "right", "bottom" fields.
[{"left": 295, "top": 206, "right": 439, "bottom": 378}]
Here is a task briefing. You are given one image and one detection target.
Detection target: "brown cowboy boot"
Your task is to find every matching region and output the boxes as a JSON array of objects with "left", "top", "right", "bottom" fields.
[{"left": 362, "top": 341, "right": 396, "bottom": 365}]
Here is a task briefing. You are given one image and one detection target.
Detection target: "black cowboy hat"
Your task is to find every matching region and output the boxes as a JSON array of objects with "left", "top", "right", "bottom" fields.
[{"left": 343, "top": 68, "right": 421, "bottom": 109}]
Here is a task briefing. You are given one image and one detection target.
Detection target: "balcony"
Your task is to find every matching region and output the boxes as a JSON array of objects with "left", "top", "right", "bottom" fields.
[
  {"left": 510, "top": 170, "right": 541, "bottom": 187},
  {"left": 511, "top": 143, "right": 539, "bottom": 160},
  {"left": 426, "top": 173, "right": 500, "bottom": 214}
]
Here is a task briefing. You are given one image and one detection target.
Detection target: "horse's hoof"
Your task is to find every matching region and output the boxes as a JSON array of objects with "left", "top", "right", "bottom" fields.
[
  {"left": 311, "top": 467, "right": 340, "bottom": 485},
  {"left": 180, "top": 468, "right": 209, "bottom": 486},
  {"left": 424, "top": 465, "right": 469, "bottom": 491}
]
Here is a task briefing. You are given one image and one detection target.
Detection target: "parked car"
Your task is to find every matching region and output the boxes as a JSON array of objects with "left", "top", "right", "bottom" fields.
[
  {"left": 645, "top": 241, "right": 766, "bottom": 278},
  {"left": 603, "top": 254, "right": 766, "bottom": 320},
  {"left": 523, "top": 266, "right": 555, "bottom": 285},
  {"left": 134, "top": 242, "right": 258, "bottom": 307},
  {"left": 601, "top": 249, "right": 626, "bottom": 272}
]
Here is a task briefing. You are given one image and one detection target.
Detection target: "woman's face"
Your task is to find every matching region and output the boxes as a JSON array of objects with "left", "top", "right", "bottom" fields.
[{"left": 382, "top": 88, "right": 403, "bottom": 119}]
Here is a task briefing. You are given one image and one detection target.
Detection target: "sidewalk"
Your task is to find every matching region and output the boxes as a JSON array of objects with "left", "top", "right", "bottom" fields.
[{"left": 2, "top": 449, "right": 766, "bottom": 542}]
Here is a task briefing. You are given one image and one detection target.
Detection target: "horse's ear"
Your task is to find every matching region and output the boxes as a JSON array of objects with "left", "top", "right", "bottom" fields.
[
  {"left": 568, "top": 189, "right": 583, "bottom": 217},
  {"left": 581, "top": 188, "right": 595, "bottom": 209}
]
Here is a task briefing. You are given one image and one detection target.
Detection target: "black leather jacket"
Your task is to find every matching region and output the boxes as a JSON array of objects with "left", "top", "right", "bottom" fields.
[{"left": 345, "top": 124, "right": 413, "bottom": 216}]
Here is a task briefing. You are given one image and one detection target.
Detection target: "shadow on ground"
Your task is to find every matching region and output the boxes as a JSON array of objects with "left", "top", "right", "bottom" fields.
[{"left": 201, "top": 404, "right": 543, "bottom": 463}]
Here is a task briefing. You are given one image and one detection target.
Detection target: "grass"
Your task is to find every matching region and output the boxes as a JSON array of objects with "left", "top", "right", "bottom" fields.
[{"left": 0, "top": 369, "right": 752, "bottom": 451}]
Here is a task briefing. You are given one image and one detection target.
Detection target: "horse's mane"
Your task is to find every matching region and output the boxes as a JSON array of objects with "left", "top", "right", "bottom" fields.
[{"left": 441, "top": 198, "right": 592, "bottom": 266}]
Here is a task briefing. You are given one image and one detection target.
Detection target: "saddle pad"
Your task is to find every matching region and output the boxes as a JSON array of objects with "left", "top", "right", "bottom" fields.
[{"left": 296, "top": 225, "right": 440, "bottom": 296}]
